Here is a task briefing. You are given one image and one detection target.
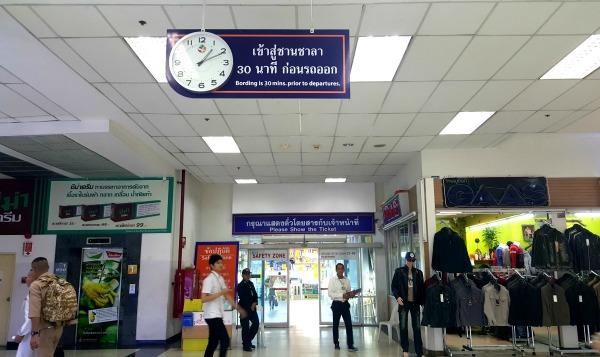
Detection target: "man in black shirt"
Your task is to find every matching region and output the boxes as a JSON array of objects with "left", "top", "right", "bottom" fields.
[{"left": 237, "top": 268, "right": 260, "bottom": 352}]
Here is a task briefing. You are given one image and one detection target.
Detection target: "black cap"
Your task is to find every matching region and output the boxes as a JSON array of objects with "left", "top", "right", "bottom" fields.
[
  {"left": 405, "top": 252, "right": 416, "bottom": 262},
  {"left": 242, "top": 268, "right": 251, "bottom": 275}
]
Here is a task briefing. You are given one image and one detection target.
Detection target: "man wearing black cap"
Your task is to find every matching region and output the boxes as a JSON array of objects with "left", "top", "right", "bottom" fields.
[
  {"left": 391, "top": 252, "right": 425, "bottom": 357},
  {"left": 237, "top": 268, "right": 259, "bottom": 352}
]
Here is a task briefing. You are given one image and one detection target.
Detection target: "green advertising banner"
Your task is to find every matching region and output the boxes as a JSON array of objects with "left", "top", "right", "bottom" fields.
[
  {"left": 45, "top": 177, "right": 173, "bottom": 234},
  {"left": 77, "top": 248, "right": 123, "bottom": 346}
]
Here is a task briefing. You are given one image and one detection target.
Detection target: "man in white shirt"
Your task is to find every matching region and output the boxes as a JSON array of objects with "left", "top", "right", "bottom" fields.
[
  {"left": 201, "top": 254, "right": 246, "bottom": 357},
  {"left": 15, "top": 271, "right": 34, "bottom": 357},
  {"left": 328, "top": 263, "right": 358, "bottom": 352}
]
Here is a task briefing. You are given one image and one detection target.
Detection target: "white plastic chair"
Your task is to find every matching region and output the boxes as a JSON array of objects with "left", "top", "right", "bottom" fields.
[{"left": 376, "top": 295, "right": 400, "bottom": 344}]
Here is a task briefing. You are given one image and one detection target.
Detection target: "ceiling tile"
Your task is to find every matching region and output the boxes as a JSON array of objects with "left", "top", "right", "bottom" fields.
[
  {"left": 98, "top": 5, "right": 172, "bottom": 36},
  {"left": 512, "top": 110, "right": 573, "bottom": 133},
  {"left": 332, "top": 137, "right": 366, "bottom": 153},
  {"left": 114, "top": 83, "right": 178, "bottom": 114},
  {"left": 0, "top": 85, "right": 45, "bottom": 117},
  {"left": 154, "top": 137, "right": 179, "bottom": 153},
  {"left": 245, "top": 153, "right": 274, "bottom": 166},
  {"left": 172, "top": 152, "right": 194, "bottom": 166},
  {"left": 349, "top": 165, "right": 378, "bottom": 176},
  {"left": 300, "top": 114, "right": 338, "bottom": 136},
  {"left": 360, "top": 4, "right": 428, "bottom": 36},
  {"left": 216, "top": 154, "right": 247, "bottom": 166},
  {"left": 185, "top": 114, "right": 231, "bottom": 136},
  {"left": 584, "top": 97, "right": 600, "bottom": 111},
  {"left": 301, "top": 136, "right": 334, "bottom": 153},
  {"left": 560, "top": 109, "right": 600, "bottom": 133},
  {"left": 224, "top": 115, "right": 266, "bottom": 136},
  {"left": 340, "top": 83, "right": 390, "bottom": 113},
  {"left": 258, "top": 99, "right": 298, "bottom": 114},
  {"left": 235, "top": 137, "right": 271, "bottom": 153},
  {"left": 33, "top": 5, "right": 116, "bottom": 37},
  {"left": 478, "top": 2, "right": 560, "bottom": 35},
  {"left": 164, "top": 5, "right": 234, "bottom": 29},
  {"left": 376, "top": 165, "right": 402, "bottom": 176},
  {"left": 185, "top": 153, "right": 220, "bottom": 166},
  {"left": 6, "top": 6, "right": 56, "bottom": 37},
  {"left": 252, "top": 165, "right": 278, "bottom": 177},
  {"left": 356, "top": 153, "right": 387, "bottom": 165},
  {"left": 336, "top": 114, "right": 377, "bottom": 136},
  {"left": 538, "top": 3, "right": 600, "bottom": 34},
  {"left": 544, "top": 80, "right": 600, "bottom": 111},
  {"left": 0, "top": 118, "right": 18, "bottom": 123},
  {"left": 145, "top": 114, "right": 195, "bottom": 136},
  {"left": 232, "top": 6, "right": 296, "bottom": 29},
  {"left": 463, "top": 80, "right": 533, "bottom": 111},
  {"left": 371, "top": 114, "right": 415, "bottom": 136},
  {"left": 160, "top": 84, "right": 220, "bottom": 114},
  {"left": 15, "top": 116, "right": 57, "bottom": 123},
  {"left": 494, "top": 36, "right": 587, "bottom": 79},
  {"left": 94, "top": 83, "right": 137, "bottom": 112},
  {"left": 329, "top": 153, "right": 359, "bottom": 165},
  {"left": 129, "top": 114, "right": 161, "bottom": 136},
  {"left": 215, "top": 99, "right": 260, "bottom": 114},
  {"left": 263, "top": 114, "right": 301, "bottom": 136},
  {"left": 67, "top": 38, "right": 153, "bottom": 83},
  {"left": 201, "top": 165, "right": 229, "bottom": 176},
  {"left": 0, "top": 67, "right": 20, "bottom": 84},
  {"left": 300, "top": 99, "right": 341, "bottom": 114},
  {"left": 363, "top": 137, "right": 400, "bottom": 153},
  {"left": 422, "top": 81, "right": 486, "bottom": 112},
  {"left": 327, "top": 165, "right": 353, "bottom": 176},
  {"left": 418, "top": 3, "right": 494, "bottom": 35},
  {"left": 169, "top": 137, "right": 210, "bottom": 152},
  {"left": 426, "top": 135, "right": 468, "bottom": 149},
  {"left": 227, "top": 165, "right": 253, "bottom": 177},
  {"left": 256, "top": 176, "right": 281, "bottom": 184},
  {"left": 544, "top": 111, "right": 593, "bottom": 132},
  {"left": 456, "top": 134, "right": 504, "bottom": 149},
  {"left": 445, "top": 36, "right": 529, "bottom": 80},
  {"left": 504, "top": 80, "right": 578, "bottom": 111},
  {"left": 270, "top": 136, "right": 302, "bottom": 153},
  {"left": 405, "top": 113, "right": 455, "bottom": 136},
  {"left": 395, "top": 36, "right": 471, "bottom": 81},
  {"left": 381, "top": 82, "right": 438, "bottom": 113},
  {"left": 302, "top": 165, "right": 329, "bottom": 176},
  {"left": 7, "top": 84, "right": 68, "bottom": 117},
  {"left": 41, "top": 39, "right": 104, "bottom": 82},
  {"left": 302, "top": 153, "right": 330, "bottom": 165},
  {"left": 277, "top": 165, "right": 302, "bottom": 177},
  {"left": 475, "top": 111, "right": 533, "bottom": 134},
  {"left": 274, "top": 153, "right": 301, "bottom": 165},
  {"left": 384, "top": 153, "right": 413, "bottom": 165},
  {"left": 297, "top": 5, "right": 362, "bottom": 36},
  {"left": 392, "top": 136, "right": 433, "bottom": 152},
  {"left": 207, "top": 176, "right": 234, "bottom": 184}
]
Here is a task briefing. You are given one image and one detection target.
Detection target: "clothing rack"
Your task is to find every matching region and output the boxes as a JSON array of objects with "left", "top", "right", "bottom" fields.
[{"left": 442, "top": 325, "right": 529, "bottom": 356}]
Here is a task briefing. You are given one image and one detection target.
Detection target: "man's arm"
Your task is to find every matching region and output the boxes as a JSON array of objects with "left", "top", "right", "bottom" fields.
[{"left": 29, "top": 283, "right": 42, "bottom": 350}]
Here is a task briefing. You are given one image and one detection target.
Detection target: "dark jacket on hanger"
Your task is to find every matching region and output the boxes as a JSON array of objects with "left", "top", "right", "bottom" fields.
[
  {"left": 421, "top": 280, "right": 456, "bottom": 328},
  {"left": 531, "top": 225, "right": 571, "bottom": 269},
  {"left": 557, "top": 273, "right": 599, "bottom": 326},
  {"left": 506, "top": 275, "right": 543, "bottom": 326},
  {"left": 391, "top": 266, "right": 425, "bottom": 306},
  {"left": 540, "top": 282, "right": 571, "bottom": 326},
  {"left": 566, "top": 224, "right": 600, "bottom": 272},
  {"left": 432, "top": 227, "right": 473, "bottom": 273},
  {"left": 451, "top": 278, "right": 485, "bottom": 327}
]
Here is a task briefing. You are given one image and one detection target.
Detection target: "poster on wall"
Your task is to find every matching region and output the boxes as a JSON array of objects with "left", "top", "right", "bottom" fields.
[
  {"left": 0, "top": 180, "right": 34, "bottom": 235},
  {"left": 194, "top": 242, "right": 239, "bottom": 306},
  {"left": 77, "top": 248, "right": 123, "bottom": 346},
  {"left": 45, "top": 178, "right": 173, "bottom": 233}
]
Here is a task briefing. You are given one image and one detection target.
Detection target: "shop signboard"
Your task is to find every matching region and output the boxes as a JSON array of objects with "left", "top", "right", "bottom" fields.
[
  {"left": 45, "top": 178, "right": 173, "bottom": 233},
  {"left": 382, "top": 194, "right": 401, "bottom": 226},
  {"left": 319, "top": 249, "right": 358, "bottom": 260},
  {"left": 443, "top": 177, "right": 549, "bottom": 208},
  {"left": 166, "top": 29, "right": 350, "bottom": 99},
  {"left": 77, "top": 248, "right": 123, "bottom": 346},
  {"left": 233, "top": 213, "right": 375, "bottom": 235},
  {"left": 250, "top": 250, "right": 288, "bottom": 260},
  {"left": 194, "top": 242, "right": 240, "bottom": 301},
  {"left": 0, "top": 179, "right": 34, "bottom": 235}
]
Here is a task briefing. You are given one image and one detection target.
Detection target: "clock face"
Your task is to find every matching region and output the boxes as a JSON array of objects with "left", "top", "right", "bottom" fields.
[{"left": 168, "top": 32, "right": 234, "bottom": 93}]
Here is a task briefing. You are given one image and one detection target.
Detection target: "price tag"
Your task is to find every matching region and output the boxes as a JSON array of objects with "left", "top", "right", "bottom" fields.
[
  {"left": 579, "top": 295, "right": 583, "bottom": 303},
  {"left": 553, "top": 294, "right": 558, "bottom": 303},
  {"left": 587, "top": 239, "right": 590, "bottom": 247},
  {"left": 440, "top": 294, "right": 444, "bottom": 303}
]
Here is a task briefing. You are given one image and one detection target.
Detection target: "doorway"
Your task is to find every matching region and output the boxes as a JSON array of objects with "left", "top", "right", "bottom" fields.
[
  {"left": 248, "top": 250, "right": 289, "bottom": 327},
  {"left": 0, "top": 253, "right": 16, "bottom": 346},
  {"left": 289, "top": 248, "right": 319, "bottom": 328}
]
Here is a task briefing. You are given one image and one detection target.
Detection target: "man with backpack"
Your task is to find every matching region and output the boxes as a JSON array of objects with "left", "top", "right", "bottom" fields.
[{"left": 28, "top": 257, "right": 77, "bottom": 357}]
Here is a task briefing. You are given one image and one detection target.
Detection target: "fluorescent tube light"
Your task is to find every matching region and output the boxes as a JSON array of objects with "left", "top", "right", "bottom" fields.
[
  {"left": 440, "top": 112, "right": 495, "bottom": 135},
  {"left": 470, "top": 213, "right": 534, "bottom": 230},
  {"left": 125, "top": 37, "right": 167, "bottom": 83},
  {"left": 350, "top": 36, "right": 411, "bottom": 82},
  {"left": 541, "top": 35, "right": 600, "bottom": 79},
  {"left": 437, "top": 211, "right": 464, "bottom": 216},
  {"left": 574, "top": 212, "right": 600, "bottom": 218},
  {"left": 325, "top": 178, "right": 347, "bottom": 183},
  {"left": 202, "top": 136, "right": 241, "bottom": 153},
  {"left": 235, "top": 179, "right": 258, "bottom": 184}
]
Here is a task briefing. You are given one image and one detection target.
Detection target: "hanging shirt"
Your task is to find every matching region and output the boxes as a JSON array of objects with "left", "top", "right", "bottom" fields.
[
  {"left": 202, "top": 271, "right": 226, "bottom": 319},
  {"left": 483, "top": 283, "right": 510, "bottom": 326},
  {"left": 328, "top": 275, "right": 351, "bottom": 302}
]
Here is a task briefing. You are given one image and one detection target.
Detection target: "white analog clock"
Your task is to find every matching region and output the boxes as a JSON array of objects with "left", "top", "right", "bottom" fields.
[{"left": 168, "top": 31, "right": 234, "bottom": 93}]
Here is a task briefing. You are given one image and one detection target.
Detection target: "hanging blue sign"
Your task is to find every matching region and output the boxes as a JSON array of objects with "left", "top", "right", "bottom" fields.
[
  {"left": 443, "top": 177, "right": 549, "bottom": 207},
  {"left": 232, "top": 213, "right": 375, "bottom": 235},
  {"left": 166, "top": 29, "right": 350, "bottom": 99}
]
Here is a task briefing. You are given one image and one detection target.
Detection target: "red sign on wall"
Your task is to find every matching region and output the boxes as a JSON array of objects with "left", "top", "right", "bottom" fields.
[
  {"left": 23, "top": 241, "right": 33, "bottom": 256},
  {"left": 194, "top": 242, "right": 240, "bottom": 300}
]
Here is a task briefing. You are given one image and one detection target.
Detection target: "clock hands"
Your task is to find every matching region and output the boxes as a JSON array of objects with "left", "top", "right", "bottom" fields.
[
  {"left": 202, "top": 50, "right": 226, "bottom": 63},
  {"left": 196, "top": 48, "right": 214, "bottom": 67}
]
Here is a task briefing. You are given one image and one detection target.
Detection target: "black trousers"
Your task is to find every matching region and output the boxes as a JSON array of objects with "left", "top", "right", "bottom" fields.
[
  {"left": 205, "top": 317, "right": 230, "bottom": 357},
  {"left": 240, "top": 309, "right": 260, "bottom": 348},
  {"left": 331, "top": 300, "right": 354, "bottom": 347},
  {"left": 399, "top": 302, "right": 423, "bottom": 356}
]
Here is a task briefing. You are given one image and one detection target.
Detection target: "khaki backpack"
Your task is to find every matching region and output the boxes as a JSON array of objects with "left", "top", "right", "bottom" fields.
[{"left": 39, "top": 275, "right": 78, "bottom": 323}]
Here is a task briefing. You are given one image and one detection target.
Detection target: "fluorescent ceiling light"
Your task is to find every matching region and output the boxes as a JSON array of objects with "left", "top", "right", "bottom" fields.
[
  {"left": 202, "top": 136, "right": 241, "bottom": 153},
  {"left": 125, "top": 37, "right": 167, "bottom": 83},
  {"left": 325, "top": 178, "right": 347, "bottom": 183},
  {"left": 574, "top": 212, "right": 600, "bottom": 218},
  {"left": 541, "top": 35, "right": 600, "bottom": 79},
  {"left": 440, "top": 112, "right": 495, "bottom": 135},
  {"left": 470, "top": 213, "right": 534, "bottom": 230},
  {"left": 350, "top": 36, "right": 411, "bottom": 82},
  {"left": 235, "top": 179, "right": 258, "bottom": 184}
]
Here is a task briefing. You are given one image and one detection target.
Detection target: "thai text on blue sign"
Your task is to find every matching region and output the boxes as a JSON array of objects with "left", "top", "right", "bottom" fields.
[
  {"left": 443, "top": 177, "right": 549, "bottom": 207},
  {"left": 166, "top": 29, "right": 350, "bottom": 98},
  {"left": 232, "top": 213, "right": 375, "bottom": 235}
]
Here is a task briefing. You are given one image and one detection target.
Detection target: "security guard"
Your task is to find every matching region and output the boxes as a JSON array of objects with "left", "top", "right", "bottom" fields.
[{"left": 237, "top": 268, "right": 260, "bottom": 352}]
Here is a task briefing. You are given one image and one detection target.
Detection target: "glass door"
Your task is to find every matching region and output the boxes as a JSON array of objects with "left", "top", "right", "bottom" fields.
[
  {"left": 319, "top": 249, "right": 361, "bottom": 326},
  {"left": 249, "top": 250, "right": 289, "bottom": 327}
]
